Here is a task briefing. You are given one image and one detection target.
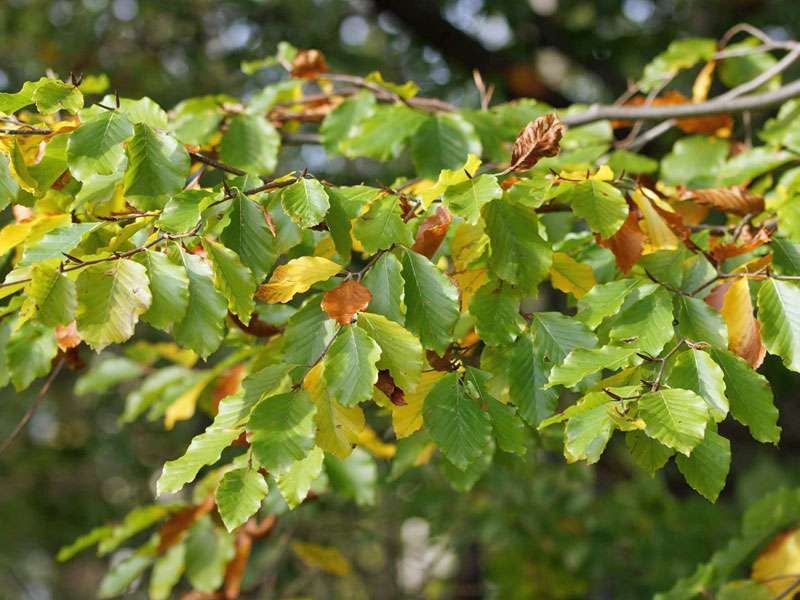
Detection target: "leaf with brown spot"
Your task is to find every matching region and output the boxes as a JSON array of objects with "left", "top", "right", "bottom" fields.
[
  {"left": 321, "top": 280, "right": 372, "bottom": 325},
  {"left": 598, "top": 208, "right": 645, "bottom": 274},
  {"left": 290, "top": 49, "right": 329, "bottom": 79},
  {"left": 509, "top": 114, "right": 564, "bottom": 172},
  {"left": 719, "top": 277, "right": 766, "bottom": 368},
  {"left": 680, "top": 186, "right": 765, "bottom": 216},
  {"left": 411, "top": 206, "right": 452, "bottom": 259}
]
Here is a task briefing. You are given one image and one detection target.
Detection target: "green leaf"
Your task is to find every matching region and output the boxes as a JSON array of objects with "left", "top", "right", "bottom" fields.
[
  {"left": 19, "top": 222, "right": 98, "bottom": 266},
  {"left": 577, "top": 279, "right": 639, "bottom": 329},
  {"left": 484, "top": 197, "right": 553, "bottom": 293},
  {"left": 283, "top": 295, "right": 337, "bottom": 366},
  {"left": 509, "top": 334, "right": 558, "bottom": 426},
  {"left": 76, "top": 259, "right": 152, "bottom": 351},
  {"left": 202, "top": 238, "right": 256, "bottom": 321},
  {"left": 173, "top": 248, "right": 228, "bottom": 359},
  {"left": 470, "top": 282, "right": 524, "bottom": 347},
  {"left": 219, "top": 113, "right": 280, "bottom": 174},
  {"left": 444, "top": 174, "right": 502, "bottom": 225},
  {"left": 215, "top": 467, "right": 269, "bottom": 531},
  {"left": 280, "top": 177, "right": 330, "bottom": 228},
  {"left": 325, "top": 188, "right": 353, "bottom": 259},
  {"left": 247, "top": 391, "right": 316, "bottom": 474},
  {"left": 771, "top": 238, "right": 800, "bottom": 275},
  {"left": 639, "top": 388, "right": 708, "bottom": 455},
  {"left": 320, "top": 91, "right": 376, "bottom": 153},
  {"left": 0, "top": 80, "right": 38, "bottom": 114},
  {"left": 353, "top": 194, "right": 413, "bottom": 253},
  {"left": 67, "top": 110, "right": 134, "bottom": 181},
  {"left": 98, "top": 504, "right": 178, "bottom": 555},
  {"left": 533, "top": 312, "right": 597, "bottom": 365},
  {"left": 75, "top": 356, "right": 144, "bottom": 395},
  {"left": 158, "top": 189, "right": 217, "bottom": 234},
  {"left": 123, "top": 123, "right": 189, "bottom": 207},
  {"left": 149, "top": 543, "right": 185, "bottom": 600},
  {"left": 112, "top": 96, "right": 168, "bottom": 129},
  {"left": 325, "top": 448, "right": 378, "bottom": 507},
  {"left": 758, "top": 279, "right": 800, "bottom": 372},
  {"left": 220, "top": 190, "right": 276, "bottom": 279},
  {"left": 0, "top": 153, "right": 19, "bottom": 209},
  {"left": 33, "top": 79, "right": 83, "bottom": 113},
  {"left": 440, "top": 440, "right": 494, "bottom": 492},
  {"left": 276, "top": 446, "right": 325, "bottom": 509},
  {"left": 717, "top": 147, "right": 793, "bottom": 186},
  {"left": 323, "top": 326, "right": 381, "bottom": 407},
  {"left": 411, "top": 113, "right": 482, "bottom": 179},
  {"left": 660, "top": 135, "right": 729, "bottom": 188},
  {"left": 306, "top": 363, "right": 364, "bottom": 459},
  {"left": 547, "top": 346, "right": 638, "bottom": 388},
  {"left": 609, "top": 286, "right": 674, "bottom": 356},
  {"left": 185, "top": 517, "right": 235, "bottom": 593},
  {"left": 708, "top": 348, "right": 780, "bottom": 444},
  {"left": 98, "top": 542, "right": 156, "bottom": 598},
  {"left": 339, "top": 104, "right": 427, "bottom": 160},
  {"left": 667, "top": 349, "right": 728, "bottom": 422},
  {"left": 137, "top": 250, "right": 189, "bottom": 333},
  {"left": 7, "top": 321, "right": 58, "bottom": 391},
  {"left": 157, "top": 391, "right": 248, "bottom": 494},
  {"left": 423, "top": 372, "right": 492, "bottom": 470},
  {"left": 638, "top": 38, "right": 716, "bottom": 91},
  {"left": 675, "top": 428, "right": 730, "bottom": 502},
  {"left": 626, "top": 430, "right": 674, "bottom": 476},
  {"left": 564, "top": 402, "right": 615, "bottom": 464},
  {"left": 362, "top": 252, "right": 405, "bottom": 324},
  {"left": 486, "top": 397, "right": 527, "bottom": 456},
  {"left": 675, "top": 295, "right": 728, "bottom": 348},
  {"left": 564, "top": 179, "right": 628, "bottom": 238},
  {"left": 19, "top": 262, "right": 76, "bottom": 327},
  {"left": 356, "top": 311, "right": 422, "bottom": 391},
  {"left": 401, "top": 248, "right": 460, "bottom": 354}
]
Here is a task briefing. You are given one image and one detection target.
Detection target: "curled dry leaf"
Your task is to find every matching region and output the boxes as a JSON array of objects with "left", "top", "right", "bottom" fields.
[
  {"left": 710, "top": 227, "right": 771, "bottom": 263},
  {"left": 509, "top": 113, "right": 564, "bottom": 172},
  {"left": 321, "top": 279, "right": 373, "bottom": 325},
  {"left": 290, "top": 49, "right": 329, "bottom": 79},
  {"left": 598, "top": 207, "right": 645, "bottom": 274},
  {"left": 376, "top": 370, "right": 406, "bottom": 406},
  {"left": 680, "top": 185, "right": 765, "bottom": 216},
  {"left": 412, "top": 206, "right": 452, "bottom": 259}
]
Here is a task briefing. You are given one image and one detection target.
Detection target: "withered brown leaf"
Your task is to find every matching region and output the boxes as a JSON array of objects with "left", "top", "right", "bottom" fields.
[
  {"left": 509, "top": 114, "right": 564, "bottom": 172},
  {"left": 376, "top": 370, "right": 406, "bottom": 406},
  {"left": 290, "top": 49, "right": 329, "bottom": 79},
  {"left": 680, "top": 185, "right": 765, "bottom": 216},
  {"left": 411, "top": 206, "right": 452, "bottom": 259},
  {"left": 598, "top": 208, "right": 644, "bottom": 274},
  {"left": 321, "top": 280, "right": 373, "bottom": 325}
]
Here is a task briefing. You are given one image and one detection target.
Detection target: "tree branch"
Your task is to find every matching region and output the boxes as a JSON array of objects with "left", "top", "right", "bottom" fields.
[{"left": 562, "top": 79, "right": 800, "bottom": 127}]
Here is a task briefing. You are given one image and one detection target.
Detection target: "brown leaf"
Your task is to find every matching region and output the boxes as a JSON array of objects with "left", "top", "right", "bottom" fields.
[
  {"left": 710, "top": 227, "right": 771, "bottom": 263},
  {"left": 612, "top": 91, "right": 732, "bottom": 136},
  {"left": 376, "top": 370, "right": 406, "bottom": 406},
  {"left": 321, "top": 280, "right": 373, "bottom": 325},
  {"left": 158, "top": 495, "right": 215, "bottom": 553},
  {"left": 598, "top": 208, "right": 644, "bottom": 274},
  {"left": 55, "top": 321, "right": 81, "bottom": 351},
  {"left": 411, "top": 206, "right": 452, "bottom": 259},
  {"left": 680, "top": 185, "right": 765, "bottom": 216},
  {"left": 510, "top": 114, "right": 564, "bottom": 172},
  {"left": 211, "top": 365, "right": 246, "bottom": 414},
  {"left": 223, "top": 530, "right": 253, "bottom": 600},
  {"left": 290, "top": 49, "right": 329, "bottom": 79}
]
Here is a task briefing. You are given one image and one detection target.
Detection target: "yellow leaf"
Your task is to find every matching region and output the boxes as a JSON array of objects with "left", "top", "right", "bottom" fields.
[
  {"left": 720, "top": 277, "right": 765, "bottom": 368},
  {"left": 164, "top": 374, "right": 212, "bottom": 430},
  {"left": 692, "top": 61, "right": 716, "bottom": 102},
  {"left": 291, "top": 542, "right": 351, "bottom": 576},
  {"left": 392, "top": 371, "right": 445, "bottom": 439},
  {"left": 451, "top": 221, "right": 488, "bottom": 272},
  {"left": 356, "top": 426, "right": 396, "bottom": 459},
  {"left": 453, "top": 268, "right": 488, "bottom": 309},
  {"left": 550, "top": 252, "right": 595, "bottom": 298},
  {"left": 752, "top": 529, "right": 800, "bottom": 598},
  {"left": 632, "top": 188, "right": 679, "bottom": 252},
  {"left": 420, "top": 153, "right": 482, "bottom": 207},
  {"left": 304, "top": 362, "right": 365, "bottom": 458},
  {"left": 559, "top": 164, "right": 614, "bottom": 182},
  {"left": 314, "top": 236, "right": 337, "bottom": 260},
  {"left": 0, "top": 221, "right": 32, "bottom": 256},
  {"left": 257, "top": 256, "right": 341, "bottom": 304}
]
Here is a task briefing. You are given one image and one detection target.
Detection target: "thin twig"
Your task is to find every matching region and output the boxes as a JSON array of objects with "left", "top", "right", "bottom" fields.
[{"left": 0, "top": 357, "right": 65, "bottom": 455}]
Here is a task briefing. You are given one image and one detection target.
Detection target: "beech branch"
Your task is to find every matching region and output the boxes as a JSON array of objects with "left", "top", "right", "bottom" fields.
[{"left": 562, "top": 78, "right": 800, "bottom": 127}]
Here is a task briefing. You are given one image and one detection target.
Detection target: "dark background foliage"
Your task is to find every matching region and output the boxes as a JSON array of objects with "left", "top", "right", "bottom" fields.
[{"left": 2, "top": 1, "right": 800, "bottom": 598}]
